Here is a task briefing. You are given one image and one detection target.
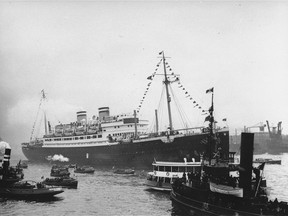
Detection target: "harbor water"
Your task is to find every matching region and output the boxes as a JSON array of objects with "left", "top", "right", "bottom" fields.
[{"left": 1, "top": 154, "right": 288, "bottom": 216}]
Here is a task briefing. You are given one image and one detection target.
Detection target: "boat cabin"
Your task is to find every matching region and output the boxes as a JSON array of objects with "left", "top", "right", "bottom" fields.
[{"left": 145, "top": 160, "right": 202, "bottom": 191}]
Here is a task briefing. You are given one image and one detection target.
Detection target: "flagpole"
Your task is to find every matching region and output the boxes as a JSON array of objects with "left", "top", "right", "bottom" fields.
[{"left": 208, "top": 89, "right": 214, "bottom": 165}]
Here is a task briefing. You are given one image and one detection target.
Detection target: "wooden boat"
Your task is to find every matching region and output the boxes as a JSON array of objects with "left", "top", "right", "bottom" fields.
[
  {"left": 42, "top": 177, "right": 78, "bottom": 189},
  {"left": 0, "top": 180, "right": 64, "bottom": 199},
  {"left": 50, "top": 165, "right": 70, "bottom": 177},
  {"left": 253, "top": 158, "right": 281, "bottom": 165},
  {"left": 113, "top": 168, "right": 135, "bottom": 175},
  {"left": 144, "top": 160, "right": 201, "bottom": 192},
  {"left": 17, "top": 160, "right": 28, "bottom": 169},
  {"left": 74, "top": 166, "right": 95, "bottom": 174}
]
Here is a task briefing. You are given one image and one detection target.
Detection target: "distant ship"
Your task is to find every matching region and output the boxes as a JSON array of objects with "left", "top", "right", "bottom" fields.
[
  {"left": 22, "top": 52, "right": 229, "bottom": 168},
  {"left": 230, "top": 121, "right": 288, "bottom": 154}
]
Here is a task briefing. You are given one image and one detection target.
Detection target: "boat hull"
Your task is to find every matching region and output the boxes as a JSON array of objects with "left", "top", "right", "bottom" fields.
[
  {"left": 171, "top": 190, "right": 262, "bottom": 216},
  {"left": 145, "top": 179, "right": 171, "bottom": 191},
  {"left": 0, "top": 187, "right": 64, "bottom": 199},
  {"left": 22, "top": 131, "right": 229, "bottom": 168},
  {"left": 42, "top": 178, "right": 78, "bottom": 188}
]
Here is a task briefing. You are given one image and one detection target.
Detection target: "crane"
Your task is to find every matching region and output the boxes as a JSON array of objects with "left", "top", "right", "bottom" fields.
[
  {"left": 266, "top": 120, "right": 282, "bottom": 139},
  {"left": 244, "top": 122, "right": 266, "bottom": 133}
]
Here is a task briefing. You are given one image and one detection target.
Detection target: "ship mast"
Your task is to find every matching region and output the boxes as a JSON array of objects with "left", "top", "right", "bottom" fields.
[{"left": 161, "top": 51, "right": 173, "bottom": 131}]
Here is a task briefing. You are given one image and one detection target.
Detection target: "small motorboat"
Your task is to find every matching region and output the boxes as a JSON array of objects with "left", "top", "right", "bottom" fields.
[
  {"left": 42, "top": 177, "right": 78, "bottom": 189},
  {"left": 113, "top": 169, "right": 135, "bottom": 175},
  {"left": 0, "top": 180, "right": 64, "bottom": 199},
  {"left": 17, "top": 160, "right": 28, "bottom": 169},
  {"left": 50, "top": 165, "right": 70, "bottom": 177},
  {"left": 74, "top": 166, "right": 95, "bottom": 174},
  {"left": 68, "top": 164, "right": 77, "bottom": 168},
  {"left": 253, "top": 158, "right": 281, "bottom": 165}
]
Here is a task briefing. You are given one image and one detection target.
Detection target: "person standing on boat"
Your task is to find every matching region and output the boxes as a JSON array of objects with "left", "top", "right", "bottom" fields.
[{"left": 182, "top": 172, "right": 187, "bottom": 183}]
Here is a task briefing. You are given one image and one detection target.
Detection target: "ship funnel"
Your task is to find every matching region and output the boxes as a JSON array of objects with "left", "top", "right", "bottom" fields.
[
  {"left": 0, "top": 141, "right": 12, "bottom": 173},
  {"left": 98, "top": 107, "right": 110, "bottom": 121},
  {"left": 239, "top": 132, "right": 254, "bottom": 197},
  {"left": 77, "top": 110, "right": 87, "bottom": 124}
]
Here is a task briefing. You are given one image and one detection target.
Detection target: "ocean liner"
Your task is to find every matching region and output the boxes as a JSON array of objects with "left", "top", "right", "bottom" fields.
[{"left": 22, "top": 52, "right": 229, "bottom": 168}]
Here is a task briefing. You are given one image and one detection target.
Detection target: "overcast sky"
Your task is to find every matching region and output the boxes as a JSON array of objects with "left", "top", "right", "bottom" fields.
[{"left": 1, "top": 1, "right": 288, "bottom": 155}]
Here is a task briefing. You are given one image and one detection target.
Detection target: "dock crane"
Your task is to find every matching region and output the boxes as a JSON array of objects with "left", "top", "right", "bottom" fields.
[
  {"left": 266, "top": 120, "right": 282, "bottom": 140},
  {"left": 244, "top": 122, "right": 266, "bottom": 133}
]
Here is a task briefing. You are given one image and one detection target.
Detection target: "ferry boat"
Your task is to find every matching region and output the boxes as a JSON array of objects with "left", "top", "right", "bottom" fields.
[
  {"left": 21, "top": 52, "right": 229, "bottom": 168},
  {"left": 145, "top": 159, "right": 201, "bottom": 192}
]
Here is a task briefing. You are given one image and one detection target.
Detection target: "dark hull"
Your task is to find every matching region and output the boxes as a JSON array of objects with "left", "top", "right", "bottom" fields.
[
  {"left": 0, "top": 188, "right": 64, "bottom": 199},
  {"left": 171, "top": 185, "right": 287, "bottom": 216},
  {"left": 42, "top": 179, "right": 78, "bottom": 188},
  {"left": 171, "top": 190, "right": 262, "bottom": 216},
  {"left": 22, "top": 131, "right": 229, "bottom": 168}
]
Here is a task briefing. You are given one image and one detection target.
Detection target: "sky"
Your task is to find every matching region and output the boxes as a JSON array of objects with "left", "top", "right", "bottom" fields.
[{"left": 0, "top": 1, "right": 288, "bottom": 156}]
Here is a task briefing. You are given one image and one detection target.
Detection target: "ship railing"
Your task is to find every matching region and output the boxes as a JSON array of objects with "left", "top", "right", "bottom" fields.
[{"left": 142, "top": 127, "right": 206, "bottom": 139}]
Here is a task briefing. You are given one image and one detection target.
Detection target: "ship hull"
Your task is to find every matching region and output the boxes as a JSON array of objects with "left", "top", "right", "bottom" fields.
[{"left": 22, "top": 131, "right": 229, "bottom": 168}]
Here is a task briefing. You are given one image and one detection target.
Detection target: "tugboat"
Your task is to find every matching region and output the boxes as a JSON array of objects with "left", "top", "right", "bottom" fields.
[
  {"left": 171, "top": 133, "right": 288, "bottom": 215},
  {"left": 170, "top": 95, "right": 288, "bottom": 216},
  {"left": 0, "top": 140, "right": 24, "bottom": 187},
  {"left": 0, "top": 139, "right": 64, "bottom": 199}
]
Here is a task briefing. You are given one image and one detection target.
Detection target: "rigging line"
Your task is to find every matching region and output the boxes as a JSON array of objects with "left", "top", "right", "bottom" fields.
[
  {"left": 169, "top": 85, "right": 189, "bottom": 129},
  {"left": 158, "top": 85, "right": 167, "bottom": 132},
  {"left": 171, "top": 83, "right": 195, "bottom": 128},
  {"left": 34, "top": 112, "right": 44, "bottom": 139},
  {"left": 137, "top": 61, "right": 162, "bottom": 113},
  {"left": 30, "top": 96, "right": 44, "bottom": 141}
]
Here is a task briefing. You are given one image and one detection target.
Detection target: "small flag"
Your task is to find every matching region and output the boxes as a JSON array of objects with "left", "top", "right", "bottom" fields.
[
  {"left": 204, "top": 116, "right": 211, "bottom": 122},
  {"left": 159, "top": 51, "right": 163, "bottom": 55},
  {"left": 206, "top": 87, "right": 214, "bottom": 94},
  {"left": 147, "top": 75, "right": 152, "bottom": 80},
  {"left": 209, "top": 105, "right": 214, "bottom": 112}
]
